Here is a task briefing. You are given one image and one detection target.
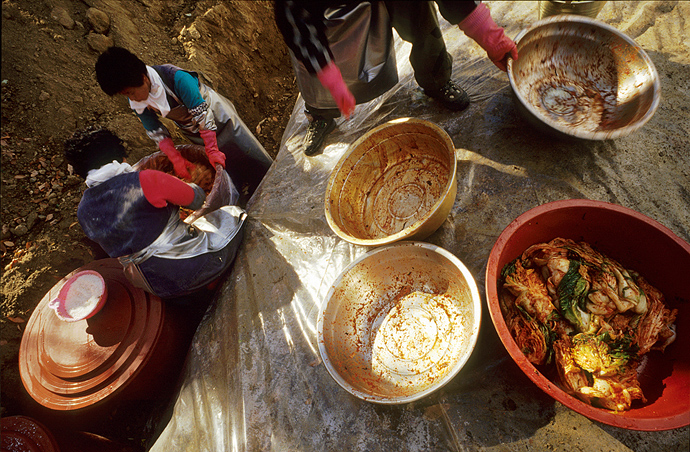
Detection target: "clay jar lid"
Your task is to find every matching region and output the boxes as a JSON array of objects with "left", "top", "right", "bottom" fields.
[
  {"left": 19, "top": 259, "right": 164, "bottom": 411},
  {"left": 1, "top": 415, "right": 60, "bottom": 452}
]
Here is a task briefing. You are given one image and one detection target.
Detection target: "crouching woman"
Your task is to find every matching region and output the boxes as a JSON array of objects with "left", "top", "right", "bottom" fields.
[
  {"left": 95, "top": 46, "right": 273, "bottom": 201},
  {"left": 65, "top": 128, "right": 246, "bottom": 299}
]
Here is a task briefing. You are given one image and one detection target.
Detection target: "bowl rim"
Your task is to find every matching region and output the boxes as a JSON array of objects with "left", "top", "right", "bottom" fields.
[
  {"left": 507, "top": 15, "right": 661, "bottom": 141},
  {"left": 485, "top": 199, "right": 690, "bottom": 430},
  {"left": 317, "top": 241, "right": 482, "bottom": 404},
  {"left": 324, "top": 117, "right": 458, "bottom": 246}
]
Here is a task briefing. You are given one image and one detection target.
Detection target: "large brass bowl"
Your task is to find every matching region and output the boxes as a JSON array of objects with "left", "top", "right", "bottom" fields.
[
  {"left": 507, "top": 15, "right": 660, "bottom": 140},
  {"left": 325, "top": 118, "right": 457, "bottom": 246},
  {"left": 318, "top": 242, "right": 481, "bottom": 404}
]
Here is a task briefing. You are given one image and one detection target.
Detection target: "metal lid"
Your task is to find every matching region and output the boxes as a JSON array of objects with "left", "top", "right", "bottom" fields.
[
  {"left": 1, "top": 416, "right": 60, "bottom": 452},
  {"left": 19, "top": 259, "right": 164, "bottom": 411}
]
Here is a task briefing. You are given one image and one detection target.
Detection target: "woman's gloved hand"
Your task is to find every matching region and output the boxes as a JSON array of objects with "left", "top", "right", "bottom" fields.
[
  {"left": 159, "top": 137, "right": 195, "bottom": 179},
  {"left": 317, "top": 62, "right": 356, "bottom": 118},
  {"left": 185, "top": 183, "right": 207, "bottom": 211},
  {"left": 458, "top": 3, "right": 518, "bottom": 72},
  {"left": 199, "top": 129, "right": 226, "bottom": 169}
]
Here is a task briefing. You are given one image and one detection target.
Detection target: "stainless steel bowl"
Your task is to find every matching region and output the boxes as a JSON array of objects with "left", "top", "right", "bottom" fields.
[
  {"left": 508, "top": 15, "right": 660, "bottom": 140},
  {"left": 318, "top": 242, "right": 481, "bottom": 404}
]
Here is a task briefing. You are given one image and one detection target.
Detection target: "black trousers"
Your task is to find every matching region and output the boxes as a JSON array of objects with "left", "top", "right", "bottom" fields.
[{"left": 307, "top": 1, "right": 453, "bottom": 119}]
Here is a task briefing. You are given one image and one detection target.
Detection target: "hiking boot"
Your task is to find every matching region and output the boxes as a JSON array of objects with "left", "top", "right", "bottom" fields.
[
  {"left": 304, "top": 117, "right": 336, "bottom": 156},
  {"left": 424, "top": 80, "right": 470, "bottom": 112}
]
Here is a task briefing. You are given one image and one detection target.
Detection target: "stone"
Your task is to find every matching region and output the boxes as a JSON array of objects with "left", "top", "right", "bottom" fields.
[
  {"left": 25, "top": 212, "right": 38, "bottom": 231},
  {"left": 12, "top": 224, "right": 28, "bottom": 237},
  {"left": 50, "top": 6, "right": 74, "bottom": 30},
  {"left": 1, "top": 224, "right": 11, "bottom": 240},
  {"left": 57, "top": 106, "right": 76, "bottom": 130},
  {"left": 86, "top": 32, "right": 114, "bottom": 53},
  {"left": 65, "top": 175, "right": 82, "bottom": 186},
  {"left": 39, "top": 91, "right": 50, "bottom": 102},
  {"left": 86, "top": 8, "right": 110, "bottom": 35}
]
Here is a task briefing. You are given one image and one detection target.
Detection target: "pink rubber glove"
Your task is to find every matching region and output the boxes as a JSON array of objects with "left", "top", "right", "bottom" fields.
[
  {"left": 458, "top": 3, "right": 518, "bottom": 72},
  {"left": 199, "top": 129, "right": 226, "bottom": 169},
  {"left": 317, "top": 62, "right": 356, "bottom": 118},
  {"left": 159, "top": 137, "right": 195, "bottom": 179}
]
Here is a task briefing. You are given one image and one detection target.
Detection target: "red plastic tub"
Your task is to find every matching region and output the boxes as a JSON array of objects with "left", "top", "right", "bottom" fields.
[
  {"left": 485, "top": 199, "right": 690, "bottom": 430},
  {"left": 1, "top": 416, "right": 60, "bottom": 452}
]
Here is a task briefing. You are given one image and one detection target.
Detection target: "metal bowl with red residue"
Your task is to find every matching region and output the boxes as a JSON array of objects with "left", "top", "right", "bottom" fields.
[
  {"left": 318, "top": 241, "right": 481, "bottom": 404},
  {"left": 325, "top": 118, "right": 457, "bottom": 246},
  {"left": 508, "top": 15, "right": 660, "bottom": 140}
]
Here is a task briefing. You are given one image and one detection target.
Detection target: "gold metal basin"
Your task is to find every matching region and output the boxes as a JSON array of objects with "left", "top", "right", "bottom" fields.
[{"left": 325, "top": 118, "right": 457, "bottom": 246}]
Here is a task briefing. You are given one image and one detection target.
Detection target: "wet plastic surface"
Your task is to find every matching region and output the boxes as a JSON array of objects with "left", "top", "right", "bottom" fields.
[{"left": 151, "top": 2, "right": 690, "bottom": 451}]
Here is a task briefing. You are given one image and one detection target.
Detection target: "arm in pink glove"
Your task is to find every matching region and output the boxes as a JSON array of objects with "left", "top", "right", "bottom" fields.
[
  {"left": 458, "top": 3, "right": 518, "bottom": 72},
  {"left": 199, "top": 129, "right": 226, "bottom": 169},
  {"left": 159, "top": 137, "right": 195, "bottom": 180},
  {"left": 316, "top": 62, "right": 356, "bottom": 118}
]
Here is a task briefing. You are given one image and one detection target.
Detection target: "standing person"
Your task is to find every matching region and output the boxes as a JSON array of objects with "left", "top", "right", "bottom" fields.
[
  {"left": 65, "top": 127, "right": 246, "bottom": 299},
  {"left": 274, "top": 0, "right": 518, "bottom": 156},
  {"left": 95, "top": 46, "right": 273, "bottom": 200}
]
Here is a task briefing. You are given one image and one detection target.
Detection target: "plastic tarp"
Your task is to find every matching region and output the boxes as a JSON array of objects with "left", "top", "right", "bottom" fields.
[{"left": 151, "top": 2, "right": 689, "bottom": 451}]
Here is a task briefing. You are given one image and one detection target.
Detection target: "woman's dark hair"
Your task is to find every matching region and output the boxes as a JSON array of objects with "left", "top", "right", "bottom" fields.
[
  {"left": 64, "top": 127, "right": 128, "bottom": 178},
  {"left": 95, "top": 46, "right": 147, "bottom": 96}
]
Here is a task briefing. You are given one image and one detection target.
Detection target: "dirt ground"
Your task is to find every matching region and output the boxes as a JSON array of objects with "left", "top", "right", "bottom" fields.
[{"left": 1, "top": 0, "right": 297, "bottom": 448}]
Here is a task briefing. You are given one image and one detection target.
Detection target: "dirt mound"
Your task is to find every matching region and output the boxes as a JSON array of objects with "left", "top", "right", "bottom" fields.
[{"left": 1, "top": 0, "right": 297, "bottom": 447}]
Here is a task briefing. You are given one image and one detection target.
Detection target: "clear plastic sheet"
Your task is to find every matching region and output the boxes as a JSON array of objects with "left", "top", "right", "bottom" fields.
[{"left": 151, "top": 2, "right": 690, "bottom": 451}]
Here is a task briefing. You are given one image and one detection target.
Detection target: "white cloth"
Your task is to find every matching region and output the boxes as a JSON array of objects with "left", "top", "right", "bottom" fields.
[
  {"left": 129, "top": 66, "right": 171, "bottom": 117},
  {"left": 85, "top": 160, "right": 135, "bottom": 188}
]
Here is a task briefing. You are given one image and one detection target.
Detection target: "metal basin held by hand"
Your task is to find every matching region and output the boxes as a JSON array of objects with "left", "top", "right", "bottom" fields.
[
  {"left": 508, "top": 15, "right": 660, "bottom": 140},
  {"left": 325, "top": 118, "right": 457, "bottom": 246},
  {"left": 318, "top": 242, "right": 481, "bottom": 404},
  {"left": 538, "top": 1, "right": 606, "bottom": 19}
]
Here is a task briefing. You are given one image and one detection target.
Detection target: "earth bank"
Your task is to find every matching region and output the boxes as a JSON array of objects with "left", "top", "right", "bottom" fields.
[{"left": 1, "top": 0, "right": 297, "bottom": 448}]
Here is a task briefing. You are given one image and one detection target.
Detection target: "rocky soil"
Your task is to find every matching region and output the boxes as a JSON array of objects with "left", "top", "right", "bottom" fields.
[{"left": 1, "top": 0, "right": 297, "bottom": 449}]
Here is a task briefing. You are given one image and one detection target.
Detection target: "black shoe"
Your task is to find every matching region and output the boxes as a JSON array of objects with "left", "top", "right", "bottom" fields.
[
  {"left": 304, "top": 117, "right": 336, "bottom": 156},
  {"left": 424, "top": 80, "right": 470, "bottom": 112}
]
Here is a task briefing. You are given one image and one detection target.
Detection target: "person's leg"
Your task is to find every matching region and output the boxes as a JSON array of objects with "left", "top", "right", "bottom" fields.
[
  {"left": 385, "top": 1, "right": 469, "bottom": 111},
  {"left": 215, "top": 120, "right": 272, "bottom": 199},
  {"left": 386, "top": 1, "right": 450, "bottom": 91},
  {"left": 303, "top": 104, "right": 339, "bottom": 156},
  {"left": 142, "top": 225, "right": 244, "bottom": 299}
]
